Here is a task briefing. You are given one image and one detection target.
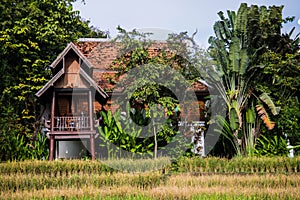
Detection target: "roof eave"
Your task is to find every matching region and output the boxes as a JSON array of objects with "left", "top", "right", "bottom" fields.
[
  {"left": 35, "top": 69, "right": 64, "bottom": 98},
  {"left": 79, "top": 68, "right": 109, "bottom": 99},
  {"left": 50, "top": 43, "right": 95, "bottom": 70}
]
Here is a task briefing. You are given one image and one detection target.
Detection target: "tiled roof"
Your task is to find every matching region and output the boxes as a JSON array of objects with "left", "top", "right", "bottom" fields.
[
  {"left": 35, "top": 43, "right": 109, "bottom": 102},
  {"left": 76, "top": 41, "right": 119, "bottom": 71},
  {"left": 74, "top": 39, "right": 208, "bottom": 93},
  {"left": 192, "top": 81, "right": 208, "bottom": 92}
]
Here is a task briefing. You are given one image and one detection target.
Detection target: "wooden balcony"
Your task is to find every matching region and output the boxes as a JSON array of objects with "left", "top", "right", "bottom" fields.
[
  {"left": 53, "top": 116, "right": 91, "bottom": 131},
  {"left": 44, "top": 116, "right": 100, "bottom": 139}
]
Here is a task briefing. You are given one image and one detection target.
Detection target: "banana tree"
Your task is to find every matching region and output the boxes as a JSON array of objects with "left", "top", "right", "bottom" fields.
[{"left": 207, "top": 3, "right": 280, "bottom": 156}]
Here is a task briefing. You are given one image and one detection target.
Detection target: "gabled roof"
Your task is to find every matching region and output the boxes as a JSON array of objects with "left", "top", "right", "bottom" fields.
[
  {"left": 35, "top": 67, "right": 109, "bottom": 100},
  {"left": 51, "top": 42, "right": 94, "bottom": 70},
  {"left": 75, "top": 40, "right": 119, "bottom": 71},
  {"left": 74, "top": 40, "right": 170, "bottom": 71},
  {"left": 37, "top": 39, "right": 208, "bottom": 102},
  {"left": 79, "top": 68, "right": 108, "bottom": 99},
  {"left": 35, "top": 68, "right": 64, "bottom": 98},
  {"left": 74, "top": 40, "right": 208, "bottom": 93},
  {"left": 35, "top": 42, "right": 109, "bottom": 101}
]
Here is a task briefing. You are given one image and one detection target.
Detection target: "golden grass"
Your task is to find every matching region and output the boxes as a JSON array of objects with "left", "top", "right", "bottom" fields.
[
  {"left": 1, "top": 157, "right": 300, "bottom": 199},
  {"left": 1, "top": 173, "right": 299, "bottom": 199},
  {"left": 177, "top": 156, "right": 300, "bottom": 174}
]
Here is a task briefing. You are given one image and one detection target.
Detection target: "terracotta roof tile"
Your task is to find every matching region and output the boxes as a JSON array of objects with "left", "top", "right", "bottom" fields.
[
  {"left": 75, "top": 40, "right": 207, "bottom": 93},
  {"left": 192, "top": 81, "right": 208, "bottom": 92}
]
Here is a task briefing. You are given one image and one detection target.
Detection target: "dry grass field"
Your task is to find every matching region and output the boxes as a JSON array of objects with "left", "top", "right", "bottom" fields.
[{"left": 1, "top": 157, "right": 299, "bottom": 199}]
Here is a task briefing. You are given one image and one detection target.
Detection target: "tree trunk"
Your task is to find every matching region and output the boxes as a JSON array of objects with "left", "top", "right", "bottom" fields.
[{"left": 153, "top": 119, "right": 157, "bottom": 159}]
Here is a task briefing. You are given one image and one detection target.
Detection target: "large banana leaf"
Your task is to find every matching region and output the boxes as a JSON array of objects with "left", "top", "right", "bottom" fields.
[
  {"left": 239, "top": 48, "right": 249, "bottom": 75},
  {"left": 246, "top": 106, "right": 256, "bottom": 124},
  {"left": 229, "top": 100, "right": 240, "bottom": 131},
  {"left": 214, "top": 21, "right": 226, "bottom": 42},
  {"left": 259, "top": 93, "right": 280, "bottom": 115},
  {"left": 214, "top": 115, "right": 241, "bottom": 155},
  {"left": 229, "top": 37, "right": 240, "bottom": 73},
  {"left": 229, "top": 107, "right": 239, "bottom": 131},
  {"left": 236, "top": 3, "right": 248, "bottom": 40},
  {"left": 217, "top": 11, "right": 232, "bottom": 41},
  {"left": 255, "top": 104, "right": 275, "bottom": 130},
  {"left": 227, "top": 10, "right": 236, "bottom": 32}
]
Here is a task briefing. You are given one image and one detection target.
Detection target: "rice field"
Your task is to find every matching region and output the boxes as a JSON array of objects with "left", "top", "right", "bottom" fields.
[{"left": 1, "top": 157, "right": 300, "bottom": 199}]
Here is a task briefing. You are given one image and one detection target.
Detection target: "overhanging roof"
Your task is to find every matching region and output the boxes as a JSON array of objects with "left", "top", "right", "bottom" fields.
[
  {"left": 51, "top": 42, "right": 94, "bottom": 70},
  {"left": 35, "top": 68, "right": 64, "bottom": 98},
  {"left": 35, "top": 42, "right": 109, "bottom": 101},
  {"left": 79, "top": 68, "right": 109, "bottom": 99}
]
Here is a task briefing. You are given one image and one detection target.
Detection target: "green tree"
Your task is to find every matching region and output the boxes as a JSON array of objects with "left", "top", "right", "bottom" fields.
[
  {"left": 0, "top": 0, "right": 106, "bottom": 161},
  {"left": 207, "top": 3, "right": 299, "bottom": 157},
  {"left": 106, "top": 27, "right": 210, "bottom": 158},
  {"left": 247, "top": 7, "right": 300, "bottom": 155},
  {"left": 256, "top": 49, "right": 300, "bottom": 155}
]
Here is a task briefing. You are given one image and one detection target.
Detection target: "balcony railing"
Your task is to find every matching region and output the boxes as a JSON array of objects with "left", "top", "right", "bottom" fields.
[{"left": 53, "top": 116, "right": 91, "bottom": 131}]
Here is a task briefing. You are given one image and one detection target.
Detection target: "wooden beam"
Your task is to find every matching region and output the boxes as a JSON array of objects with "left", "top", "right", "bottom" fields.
[
  {"left": 89, "top": 90, "right": 93, "bottom": 131},
  {"left": 88, "top": 90, "right": 95, "bottom": 160},
  {"left": 49, "top": 135, "right": 55, "bottom": 161},
  {"left": 53, "top": 134, "right": 96, "bottom": 140},
  {"left": 49, "top": 90, "right": 56, "bottom": 161},
  {"left": 90, "top": 135, "right": 95, "bottom": 160},
  {"left": 51, "top": 90, "right": 55, "bottom": 133},
  {"left": 63, "top": 57, "right": 65, "bottom": 73}
]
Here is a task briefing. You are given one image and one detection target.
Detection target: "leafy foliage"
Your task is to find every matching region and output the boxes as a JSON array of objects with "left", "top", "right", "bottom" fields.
[
  {"left": 254, "top": 135, "right": 289, "bottom": 156},
  {"left": 214, "top": 115, "right": 241, "bottom": 156},
  {"left": 97, "top": 106, "right": 180, "bottom": 159},
  {"left": 0, "top": 0, "right": 106, "bottom": 161},
  {"left": 208, "top": 3, "right": 299, "bottom": 157},
  {"left": 256, "top": 52, "right": 300, "bottom": 152},
  {"left": 0, "top": 132, "right": 48, "bottom": 161},
  {"left": 98, "top": 108, "right": 150, "bottom": 158},
  {"left": 107, "top": 27, "right": 210, "bottom": 158}
]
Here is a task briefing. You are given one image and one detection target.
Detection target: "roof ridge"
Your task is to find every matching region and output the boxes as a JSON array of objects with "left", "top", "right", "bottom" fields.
[{"left": 78, "top": 38, "right": 110, "bottom": 42}]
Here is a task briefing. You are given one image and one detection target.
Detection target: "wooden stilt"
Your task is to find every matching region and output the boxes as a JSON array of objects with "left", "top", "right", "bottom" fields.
[
  {"left": 49, "top": 90, "right": 56, "bottom": 161},
  {"left": 90, "top": 134, "right": 95, "bottom": 160},
  {"left": 88, "top": 90, "right": 95, "bottom": 160},
  {"left": 49, "top": 135, "right": 54, "bottom": 161}
]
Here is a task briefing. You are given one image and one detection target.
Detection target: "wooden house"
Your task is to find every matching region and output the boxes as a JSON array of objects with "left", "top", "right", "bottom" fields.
[{"left": 36, "top": 38, "right": 208, "bottom": 160}]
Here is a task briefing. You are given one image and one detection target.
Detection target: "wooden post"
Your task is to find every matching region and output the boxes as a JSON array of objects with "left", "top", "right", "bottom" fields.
[
  {"left": 49, "top": 135, "right": 54, "bottom": 161},
  {"left": 88, "top": 90, "right": 95, "bottom": 160},
  {"left": 49, "top": 90, "right": 56, "bottom": 161},
  {"left": 88, "top": 90, "right": 94, "bottom": 131},
  {"left": 90, "top": 135, "right": 95, "bottom": 160}
]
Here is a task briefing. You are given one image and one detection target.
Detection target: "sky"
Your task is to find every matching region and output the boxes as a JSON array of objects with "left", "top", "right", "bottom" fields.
[{"left": 73, "top": 0, "right": 300, "bottom": 48}]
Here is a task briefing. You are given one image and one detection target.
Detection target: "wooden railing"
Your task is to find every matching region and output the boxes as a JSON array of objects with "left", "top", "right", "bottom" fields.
[{"left": 53, "top": 116, "right": 91, "bottom": 131}]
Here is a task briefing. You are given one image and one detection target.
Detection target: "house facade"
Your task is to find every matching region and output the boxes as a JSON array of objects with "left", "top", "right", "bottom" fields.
[{"left": 36, "top": 38, "right": 208, "bottom": 160}]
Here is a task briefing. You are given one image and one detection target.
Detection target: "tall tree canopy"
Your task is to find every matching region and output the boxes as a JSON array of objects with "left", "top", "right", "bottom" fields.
[{"left": 0, "top": 0, "right": 106, "bottom": 161}]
